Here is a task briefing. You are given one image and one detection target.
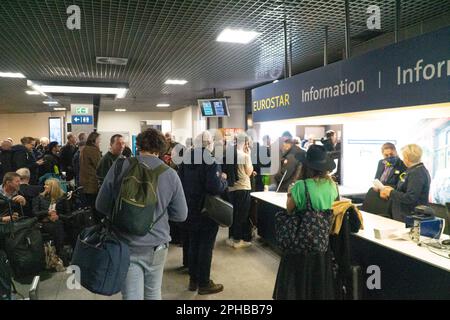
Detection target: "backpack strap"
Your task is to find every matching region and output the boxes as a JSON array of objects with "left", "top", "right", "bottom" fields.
[
  {"left": 303, "top": 180, "right": 314, "bottom": 211},
  {"left": 142, "top": 162, "right": 170, "bottom": 234},
  {"left": 113, "top": 157, "right": 126, "bottom": 196},
  {"left": 110, "top": 157, "right": 126, "bottom": 223}
]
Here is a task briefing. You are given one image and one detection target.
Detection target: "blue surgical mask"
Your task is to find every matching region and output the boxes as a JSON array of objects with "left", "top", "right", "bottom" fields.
[{"left": 384, "top": 156, "right": 398, "bottom": 165}]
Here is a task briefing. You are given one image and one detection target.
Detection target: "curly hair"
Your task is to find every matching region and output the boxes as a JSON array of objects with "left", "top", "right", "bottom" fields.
[{"left": 136, "top": 128, "right": 167, "bottom": 155}]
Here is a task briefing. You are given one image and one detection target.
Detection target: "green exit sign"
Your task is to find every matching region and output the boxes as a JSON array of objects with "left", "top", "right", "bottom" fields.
[{"left": 75, "top": 107, "right": 89, "bottom": 114}]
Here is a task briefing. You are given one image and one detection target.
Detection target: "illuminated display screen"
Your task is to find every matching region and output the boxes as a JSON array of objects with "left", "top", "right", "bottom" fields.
[{"left": 198, "top": 99, "right": 230, "bottom": 117}]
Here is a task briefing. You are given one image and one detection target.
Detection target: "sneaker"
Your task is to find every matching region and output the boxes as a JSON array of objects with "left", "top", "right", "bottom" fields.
[
  {"left": 198, "top": 280, "right": 224, "bottom": 295},
  {"left": 225, "top": 238, "right": 235, "bottom": 247},
  {"left": 233, "top": 240, "right": 252, "bottom": 249},
  {"left": 188, "top": 279, "right": 198, "bottom": 291}
]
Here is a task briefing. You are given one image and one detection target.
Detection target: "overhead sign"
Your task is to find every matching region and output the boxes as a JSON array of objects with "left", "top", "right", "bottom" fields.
[
  {"left": 75, "top": 106, "right": 89, "bottom": 114},
  {"left": 72, "top": 115, "right": 93, "bottom": 125},
  {"left": 252, "top": 26, "right": 450, "bottom": 122}
]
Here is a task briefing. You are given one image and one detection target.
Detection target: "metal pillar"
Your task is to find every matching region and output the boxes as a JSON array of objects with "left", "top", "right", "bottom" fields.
[
  {"left": 324, "top": 25, "right": 328, "bottom": 66},
  {"left": 395, "top": 0, "right": 401, "bottom": 43},
  {"left": 284, "top": 20, "right": 289, "bottom": 79},
  {"left": 344, "top": 0, "right": 351, "bottom": 59}
]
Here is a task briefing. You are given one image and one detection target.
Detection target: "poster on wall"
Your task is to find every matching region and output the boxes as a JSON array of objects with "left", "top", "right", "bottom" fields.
[{"left": 48, "top": 117, "right": 63, "bottom": 145}]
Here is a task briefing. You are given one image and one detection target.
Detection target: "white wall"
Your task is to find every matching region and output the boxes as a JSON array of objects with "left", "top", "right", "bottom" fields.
[
  {"left": 205, "top": 90, "right": 246, "bottom": 130},
  {"left": 97, "top": 111, "right": 172, "bottom": 139},
  {"left": 0, "top": 111, "right": 67, "bottom": 144},
  {"left": 223, "top": 90, "right": 246, "bottom": 129},
  {"left": 171, "top": 107, "right": 193, "bottom": 145}
]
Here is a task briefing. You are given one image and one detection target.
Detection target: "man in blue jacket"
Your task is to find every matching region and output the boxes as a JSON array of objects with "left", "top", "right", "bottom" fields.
[{"left": 178, "top": 131, "right": 228, "bottom": 295}]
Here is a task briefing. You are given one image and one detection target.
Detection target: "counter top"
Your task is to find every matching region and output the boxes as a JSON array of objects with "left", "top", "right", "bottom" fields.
[{"left": 251, "top": 191, "right": 450, "bottom": 273}]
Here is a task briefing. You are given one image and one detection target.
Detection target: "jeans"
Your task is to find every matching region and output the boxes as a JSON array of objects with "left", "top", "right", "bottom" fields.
[
  {"left": 121, "top": 244, "right": 168, "bottom": 300},
  {"left": 229, "top": 190, "right": 252, "bottom": 242},
  {"left": 188, "top": 217, "right": 219, "bottom": 287}
]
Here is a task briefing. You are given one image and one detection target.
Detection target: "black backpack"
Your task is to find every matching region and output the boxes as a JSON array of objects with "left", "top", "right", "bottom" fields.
[
  {"left": 3, "top": 216, "right": 46, "bottom": 278},
  {"left": 0, "top": 250, "right": 13, "bottom": 300}
]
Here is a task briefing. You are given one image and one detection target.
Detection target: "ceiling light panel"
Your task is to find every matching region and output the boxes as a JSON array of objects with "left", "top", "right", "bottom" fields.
[{"left": 216, "top": 28, "right": 260, "bottom": 44}]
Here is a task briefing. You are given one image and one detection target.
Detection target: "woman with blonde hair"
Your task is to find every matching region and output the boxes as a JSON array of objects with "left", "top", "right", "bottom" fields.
[
  {"left": 33, "top": 178, "right": 71, "bottom": 264},
  {"left": 381, "top": 144, "right": 431, "bottom": 221}
]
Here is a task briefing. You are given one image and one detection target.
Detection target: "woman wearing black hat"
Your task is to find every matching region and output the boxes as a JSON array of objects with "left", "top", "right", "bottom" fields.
[{"left": 273, "top": 145, "right": 338, "bottom": 300}]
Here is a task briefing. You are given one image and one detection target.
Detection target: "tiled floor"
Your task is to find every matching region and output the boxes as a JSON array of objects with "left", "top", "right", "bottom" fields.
[{"left": 13, "top": 228, "right": 280, "bottom": 300}]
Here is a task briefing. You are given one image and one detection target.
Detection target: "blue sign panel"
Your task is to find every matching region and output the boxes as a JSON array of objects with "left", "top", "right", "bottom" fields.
[
  {"left": 252, "top": 26, "right": 450, "bottom": 122},
  {"left": 72, "top": 115, "right": 93, "bottom": 125}
]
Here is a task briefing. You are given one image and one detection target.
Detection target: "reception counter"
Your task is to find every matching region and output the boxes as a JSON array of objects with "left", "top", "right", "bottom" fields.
[{"left": 251, "top": 191, "right": 450, "bottom": 299}]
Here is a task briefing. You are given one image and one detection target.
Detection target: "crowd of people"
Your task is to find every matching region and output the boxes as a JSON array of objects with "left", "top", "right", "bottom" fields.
[{"left": 0, "top": 127, "right": 432, "bottom": 300}]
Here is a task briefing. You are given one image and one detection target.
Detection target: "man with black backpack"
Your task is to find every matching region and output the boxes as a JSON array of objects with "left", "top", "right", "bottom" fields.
[{"left": 96, "top": 128, "right": 187, "bottom": 300}]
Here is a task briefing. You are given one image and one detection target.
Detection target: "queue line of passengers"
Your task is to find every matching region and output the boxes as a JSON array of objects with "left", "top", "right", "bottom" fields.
[{"left": 0, "top": 128, "right": 431, "bottom": 300}]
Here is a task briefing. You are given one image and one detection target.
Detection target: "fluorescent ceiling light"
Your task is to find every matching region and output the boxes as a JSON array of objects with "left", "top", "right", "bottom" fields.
[
  {"left": 27, "top": 81, "right": 47, "bottom": 97},
  {"left": 43, "top": 101, "right": 59, "bottom": 105},
  {"left": 165, "top": 79, "right": 187, "bottom": 85},
  {"left": 115, "top": 109, "right": 127, "bottom": 112},
  {"left": 216, "top": 28, "right": 260, "bottom": 44},
  {"left": 26, "top": 90, "right": 41, "bottom": 95},
  {"left": 0, "top": 72, "right": 26, "bottom": 78},
  {"left": 53, "top": 107, "right": 66, "bottom": 111},
  {"left": 156, "top": 103, "right": 170, "bottom": 108},
  {"left": 30, "top": 83, "right": 128, "bottom": 99}
]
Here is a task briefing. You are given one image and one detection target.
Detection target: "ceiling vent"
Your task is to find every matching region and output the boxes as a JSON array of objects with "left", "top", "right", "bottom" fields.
[{"left": 96, "top": 57, "right": 128, "bottom": 66}]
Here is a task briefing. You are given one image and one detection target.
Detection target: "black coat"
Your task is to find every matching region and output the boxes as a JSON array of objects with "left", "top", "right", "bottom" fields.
[
  {"left": 39, "top": 152, "right": 61, "bottom": 177},
  {"left": 0, "top": 149, "right": 14, "bottom": 183},
  {"left": 32, "top": 194, "right": 71, "bottom": 220},
  {"left": 390, "top": 163, "right": 431, "bottom": 222},
  {"left": 374, "top": 157, "right": 407, "bottom": 188},
  {"left": 72, "top": 149, "right": 81, "bottom": 187},
  {"left": 19, "top": 184, "right": 44, "bottom": 217},
  {"left": 59, "top": 144, "right": 77, "bottom": 180},
  {"left": 0, "top": 192, "right": 23, "bottom": 218},
  {"left": 178, "top": 148, "right": 228, "bottom": 228},
  {"left": 11, "top": 145, "right": 39, "bottom": 184},
  {"left": 329, "top": 207, "right": 362, "bottom": 299}
]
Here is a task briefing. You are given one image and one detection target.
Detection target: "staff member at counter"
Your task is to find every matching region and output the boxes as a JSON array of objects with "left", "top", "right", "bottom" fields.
[
  {"left": 375, "top": 143, "right": 406, "bottom": 187},
  {"left": 380, "top": 144, "right": 431, "bottom": 222}
]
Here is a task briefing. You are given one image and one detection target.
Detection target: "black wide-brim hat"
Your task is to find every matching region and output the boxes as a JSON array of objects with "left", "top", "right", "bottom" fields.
[{"left": 298, "top": 145, "right": 336, "bottom": 172}]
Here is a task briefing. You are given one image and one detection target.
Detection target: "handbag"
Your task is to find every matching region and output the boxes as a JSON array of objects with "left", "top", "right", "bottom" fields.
[
  {"left": 44, "top": 242, "right": 65, "bottom": 272},
  {"left": 275, "top": 180, "right": 333, "bottom": 253},
  {"left": 201, "top": 195, "right": 233, "bottom": 227},
  {"left": 71, "top": 223, "right": 130, "bottom": 296}
]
